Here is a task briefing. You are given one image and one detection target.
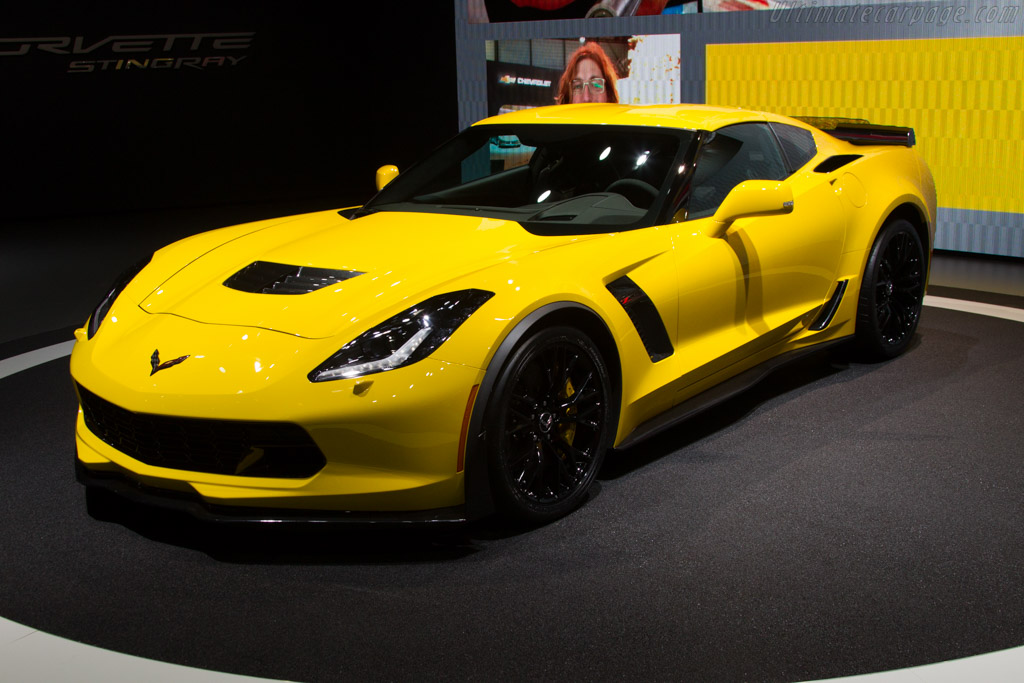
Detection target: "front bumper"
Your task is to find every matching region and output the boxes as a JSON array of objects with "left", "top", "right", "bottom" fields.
[{"left": 71, "top": 314, "right": 489, "bottom": 514}]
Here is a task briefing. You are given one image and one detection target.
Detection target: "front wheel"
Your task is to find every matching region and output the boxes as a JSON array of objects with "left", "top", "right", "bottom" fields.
[
  {"left": 486, "top": 326, "right": 616, "bottom": 523},
  {"left": 855, "top": 219, "right": 927, "bottom": 360}
]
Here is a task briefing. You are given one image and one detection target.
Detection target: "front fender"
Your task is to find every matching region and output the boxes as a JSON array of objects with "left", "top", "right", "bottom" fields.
[{"left": 462, "top": 302, "right": 616, "bottom": 520}]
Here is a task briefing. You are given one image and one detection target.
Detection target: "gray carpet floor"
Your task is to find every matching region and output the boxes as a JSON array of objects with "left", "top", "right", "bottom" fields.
[{"left": 1, "top": 305, "right": 1022, "bottom": 682}]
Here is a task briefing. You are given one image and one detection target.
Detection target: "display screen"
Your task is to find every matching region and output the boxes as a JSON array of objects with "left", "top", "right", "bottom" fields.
[{"left": 486, "top": 34, "right": 680, "bottom": 116}]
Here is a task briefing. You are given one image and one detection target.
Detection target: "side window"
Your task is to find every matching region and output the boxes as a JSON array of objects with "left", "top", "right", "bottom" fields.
[
  {"left": 770, "top": 122, "right": 817, "bottom": 173},
  {"left": 687, "top": 123, "right": 788, "bottom": 220}
]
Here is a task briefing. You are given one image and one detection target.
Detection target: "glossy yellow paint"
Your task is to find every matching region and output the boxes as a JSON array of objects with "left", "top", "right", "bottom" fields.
[
  {"left": 375, "top": 164, "right": 399, "bottom": 191},
  {"left": 71, "top": 103, "right": 936, "bottom": 516},
  {"left": 711, "top": 180, "right": 793, "bottom": 227},
  {"left": 139, "top": 211, "right": 604, "bottom": 340},
  {"left": 72, "top": 302, "right": 486, "bottom": 510}
]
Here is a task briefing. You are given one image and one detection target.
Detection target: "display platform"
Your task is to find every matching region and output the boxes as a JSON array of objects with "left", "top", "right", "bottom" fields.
[{"left": 1, "top": 300, "right": 1022, "bottom": 682}]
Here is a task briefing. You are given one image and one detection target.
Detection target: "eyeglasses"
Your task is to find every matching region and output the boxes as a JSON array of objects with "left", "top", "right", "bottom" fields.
[{"left": 570, "top": 77, "right": 606, "bottom": 93}]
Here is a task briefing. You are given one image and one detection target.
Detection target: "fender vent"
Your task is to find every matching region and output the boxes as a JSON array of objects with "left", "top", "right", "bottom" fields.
[
  {"left": 607, "top": 276, "right": 673, "bottom": 363},
  {"left": 224, "top": 261, "right": 363, "bottom": 295}
]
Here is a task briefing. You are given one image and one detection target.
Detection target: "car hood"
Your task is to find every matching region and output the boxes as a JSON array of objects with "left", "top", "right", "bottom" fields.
[{"left": 140, "top": 210, "right": 592, "bottom": 339}]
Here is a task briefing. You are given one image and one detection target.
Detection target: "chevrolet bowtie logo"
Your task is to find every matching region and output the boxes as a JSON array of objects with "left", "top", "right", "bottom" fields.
[{"left": 150, "top": 349, "right": 190, "bottom": 376}]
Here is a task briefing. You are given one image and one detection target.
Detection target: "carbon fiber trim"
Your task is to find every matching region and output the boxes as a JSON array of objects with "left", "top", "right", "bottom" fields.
[
  {"left": 810, "top": 280, "right": 849, "bottom": 331},
  {"left": 813, "top": 155, "right": 862, "bottom": 173},
  {"left": 224, "top": 261, "right": 363, "bottom": 295},
  {"left": 606, "top": 276, "right": 673, "bottom": 363},
  {"left": 76, "top": 462, "right": 467, "bottom": 526}
]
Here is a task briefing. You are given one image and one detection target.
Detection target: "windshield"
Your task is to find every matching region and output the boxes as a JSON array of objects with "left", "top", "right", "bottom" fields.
[{"left": 356, "top": 124, "right": 692, "bottom": 234}]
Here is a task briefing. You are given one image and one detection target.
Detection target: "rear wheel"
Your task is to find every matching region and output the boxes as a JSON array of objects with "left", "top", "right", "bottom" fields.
[
  {"left": 487, "top": 326, "right": 615, "bottom": 523},
  {"left": 855, "top": 219, "right": 926, "bottom": 360}
]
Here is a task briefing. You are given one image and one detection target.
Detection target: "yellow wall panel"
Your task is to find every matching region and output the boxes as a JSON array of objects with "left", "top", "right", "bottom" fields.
[{"left": 706, "top": 38, "right": 1024, "bottom": 213}]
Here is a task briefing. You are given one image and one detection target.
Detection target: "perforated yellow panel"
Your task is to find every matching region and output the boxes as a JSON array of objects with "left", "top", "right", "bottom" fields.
[{"left": 706, "top": 38, "right": 1024, "bottom": 213}]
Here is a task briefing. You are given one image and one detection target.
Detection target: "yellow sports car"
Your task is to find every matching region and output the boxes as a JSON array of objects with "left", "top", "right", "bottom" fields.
[{"left": 71, "top": 104, "right": 936, "bottom": 524}]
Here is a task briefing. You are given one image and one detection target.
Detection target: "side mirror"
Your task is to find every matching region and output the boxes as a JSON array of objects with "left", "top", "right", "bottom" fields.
[
  {"left": 375, "top": 165, "right": 399, "bottom": 191},
  {"left": 709, "top": 181, "right": 794, "bottom": 234}
]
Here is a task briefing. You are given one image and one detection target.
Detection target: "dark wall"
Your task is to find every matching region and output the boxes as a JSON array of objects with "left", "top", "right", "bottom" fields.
[{"left": 0, "top": 3, "right": 458, "bottom": 218}]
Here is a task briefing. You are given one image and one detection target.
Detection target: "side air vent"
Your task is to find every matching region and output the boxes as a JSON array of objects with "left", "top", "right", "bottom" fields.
[
  {"left": 810, "top": 280, "right": 849, "bottom": 331},
  {"left": 814, "top": 155, "right": 862, "bottom": 173},
  {"left": 607, "top": 276, "right": 673, "bottom": 363},
  {"left": 224, "top": 261, "right": 364, "bottom": 295}
]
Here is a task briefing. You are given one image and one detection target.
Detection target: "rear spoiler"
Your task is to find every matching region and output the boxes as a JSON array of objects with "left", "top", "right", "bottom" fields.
[{"left": 792, "top": 116, "right": 916, "bottom": 147}]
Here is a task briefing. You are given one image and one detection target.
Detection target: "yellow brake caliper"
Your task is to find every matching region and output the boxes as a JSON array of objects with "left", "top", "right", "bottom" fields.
[{"left": 559, "top": 378, "right": 577, "bottom": 449}]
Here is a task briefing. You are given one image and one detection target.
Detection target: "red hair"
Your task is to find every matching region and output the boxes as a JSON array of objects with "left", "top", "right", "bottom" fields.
[{"left": 555, "top": 42, "right": 619, "bottom": 105}]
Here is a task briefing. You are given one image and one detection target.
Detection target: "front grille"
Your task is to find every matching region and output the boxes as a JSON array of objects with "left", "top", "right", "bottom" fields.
[{"left": 77, "top": 384, "right": 326, "bottom": 478}]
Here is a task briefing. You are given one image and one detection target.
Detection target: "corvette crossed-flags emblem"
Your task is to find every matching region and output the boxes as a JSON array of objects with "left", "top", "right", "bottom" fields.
[{"left": 150, "top": 349, "right": 190, "bottom": 376}]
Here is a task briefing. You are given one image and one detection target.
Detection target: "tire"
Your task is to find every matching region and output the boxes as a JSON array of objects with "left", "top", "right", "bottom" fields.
[
  {"left": 486, "top": 326, "right": 616, "bottom": 523},
  {"left": 855, "top": 219, "right": 927, "bottom": 360}
]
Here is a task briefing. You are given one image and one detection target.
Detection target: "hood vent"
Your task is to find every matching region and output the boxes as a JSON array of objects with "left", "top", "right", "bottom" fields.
[{"left": 224, "top": 261, "right": 364, "bottom": 295}]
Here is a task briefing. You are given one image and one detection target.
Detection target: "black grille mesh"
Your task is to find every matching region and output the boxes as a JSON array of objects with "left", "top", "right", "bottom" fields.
[
  {"left": 77, "top": 384, "right": 326, "bottom": 478},
  {"left": 223, "top": 261, "right": 363, "bottom": 295}
]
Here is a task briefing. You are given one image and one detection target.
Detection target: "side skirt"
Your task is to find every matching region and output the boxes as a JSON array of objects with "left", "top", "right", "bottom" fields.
[{"left": 616, "top": 337, "right": 848, "bottom": 450}]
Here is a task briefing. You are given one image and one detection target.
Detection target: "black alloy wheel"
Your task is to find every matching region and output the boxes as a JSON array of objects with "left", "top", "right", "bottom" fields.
[
  {"left": 855, "top": 218, "right": 927, "bottom": 360},
  {"left": 488, "top": 326, "right": 615, "bottom": 523}
]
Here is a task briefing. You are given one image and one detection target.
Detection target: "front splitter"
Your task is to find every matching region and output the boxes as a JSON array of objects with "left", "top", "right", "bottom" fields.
[{"left": 76, "top": 461, "right": 469, "bottom": 526}]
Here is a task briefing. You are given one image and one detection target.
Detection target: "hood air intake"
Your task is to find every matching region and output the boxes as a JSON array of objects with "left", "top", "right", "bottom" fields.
[{"left": 224, "top": 261, "right": 364, "bottom": 295}]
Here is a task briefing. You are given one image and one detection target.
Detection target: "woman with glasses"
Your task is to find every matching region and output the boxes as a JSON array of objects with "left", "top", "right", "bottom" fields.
[{"left": 555, "top": 42, "right": 620, "bottom": 104}]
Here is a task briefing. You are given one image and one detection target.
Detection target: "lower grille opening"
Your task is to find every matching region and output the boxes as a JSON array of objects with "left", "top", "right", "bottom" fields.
[{"left": 76, "top": 384, "right": 326, "bottom": 478}]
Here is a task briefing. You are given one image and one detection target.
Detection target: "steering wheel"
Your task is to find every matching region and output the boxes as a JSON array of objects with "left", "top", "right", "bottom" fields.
[{"left": 605, "top": 178, "right": 658, "bottom": 209}]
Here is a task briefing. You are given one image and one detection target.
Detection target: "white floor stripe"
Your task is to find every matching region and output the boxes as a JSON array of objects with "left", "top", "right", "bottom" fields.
[
  {"left": 0, "top": 340, "right": 76, "bottom": 381},
  {"left": 1, "top": 297, "right": 1022, "bottom": 682},
  {"left": 807, "top": 645, "right": 1024, "bottom": 682},
  {"left": 0, "top": 616, "right": 287, "bottom": 682},
  {"left": 924, "top": 295, "right": 1024, "bottom": 323}
]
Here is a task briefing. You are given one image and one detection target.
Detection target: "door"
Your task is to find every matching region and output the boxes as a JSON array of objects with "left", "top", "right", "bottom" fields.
[{"left": 670, "top": 122, "right": 845, "bottom": 381}]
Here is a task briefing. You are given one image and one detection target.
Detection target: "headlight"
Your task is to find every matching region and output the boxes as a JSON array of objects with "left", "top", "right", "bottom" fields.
[
  {"left": 86, "top": 255, "right": 153, "bottom": 339},
  {"left": 309, "top": 289, "right": 494, "bottom": 382}
]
